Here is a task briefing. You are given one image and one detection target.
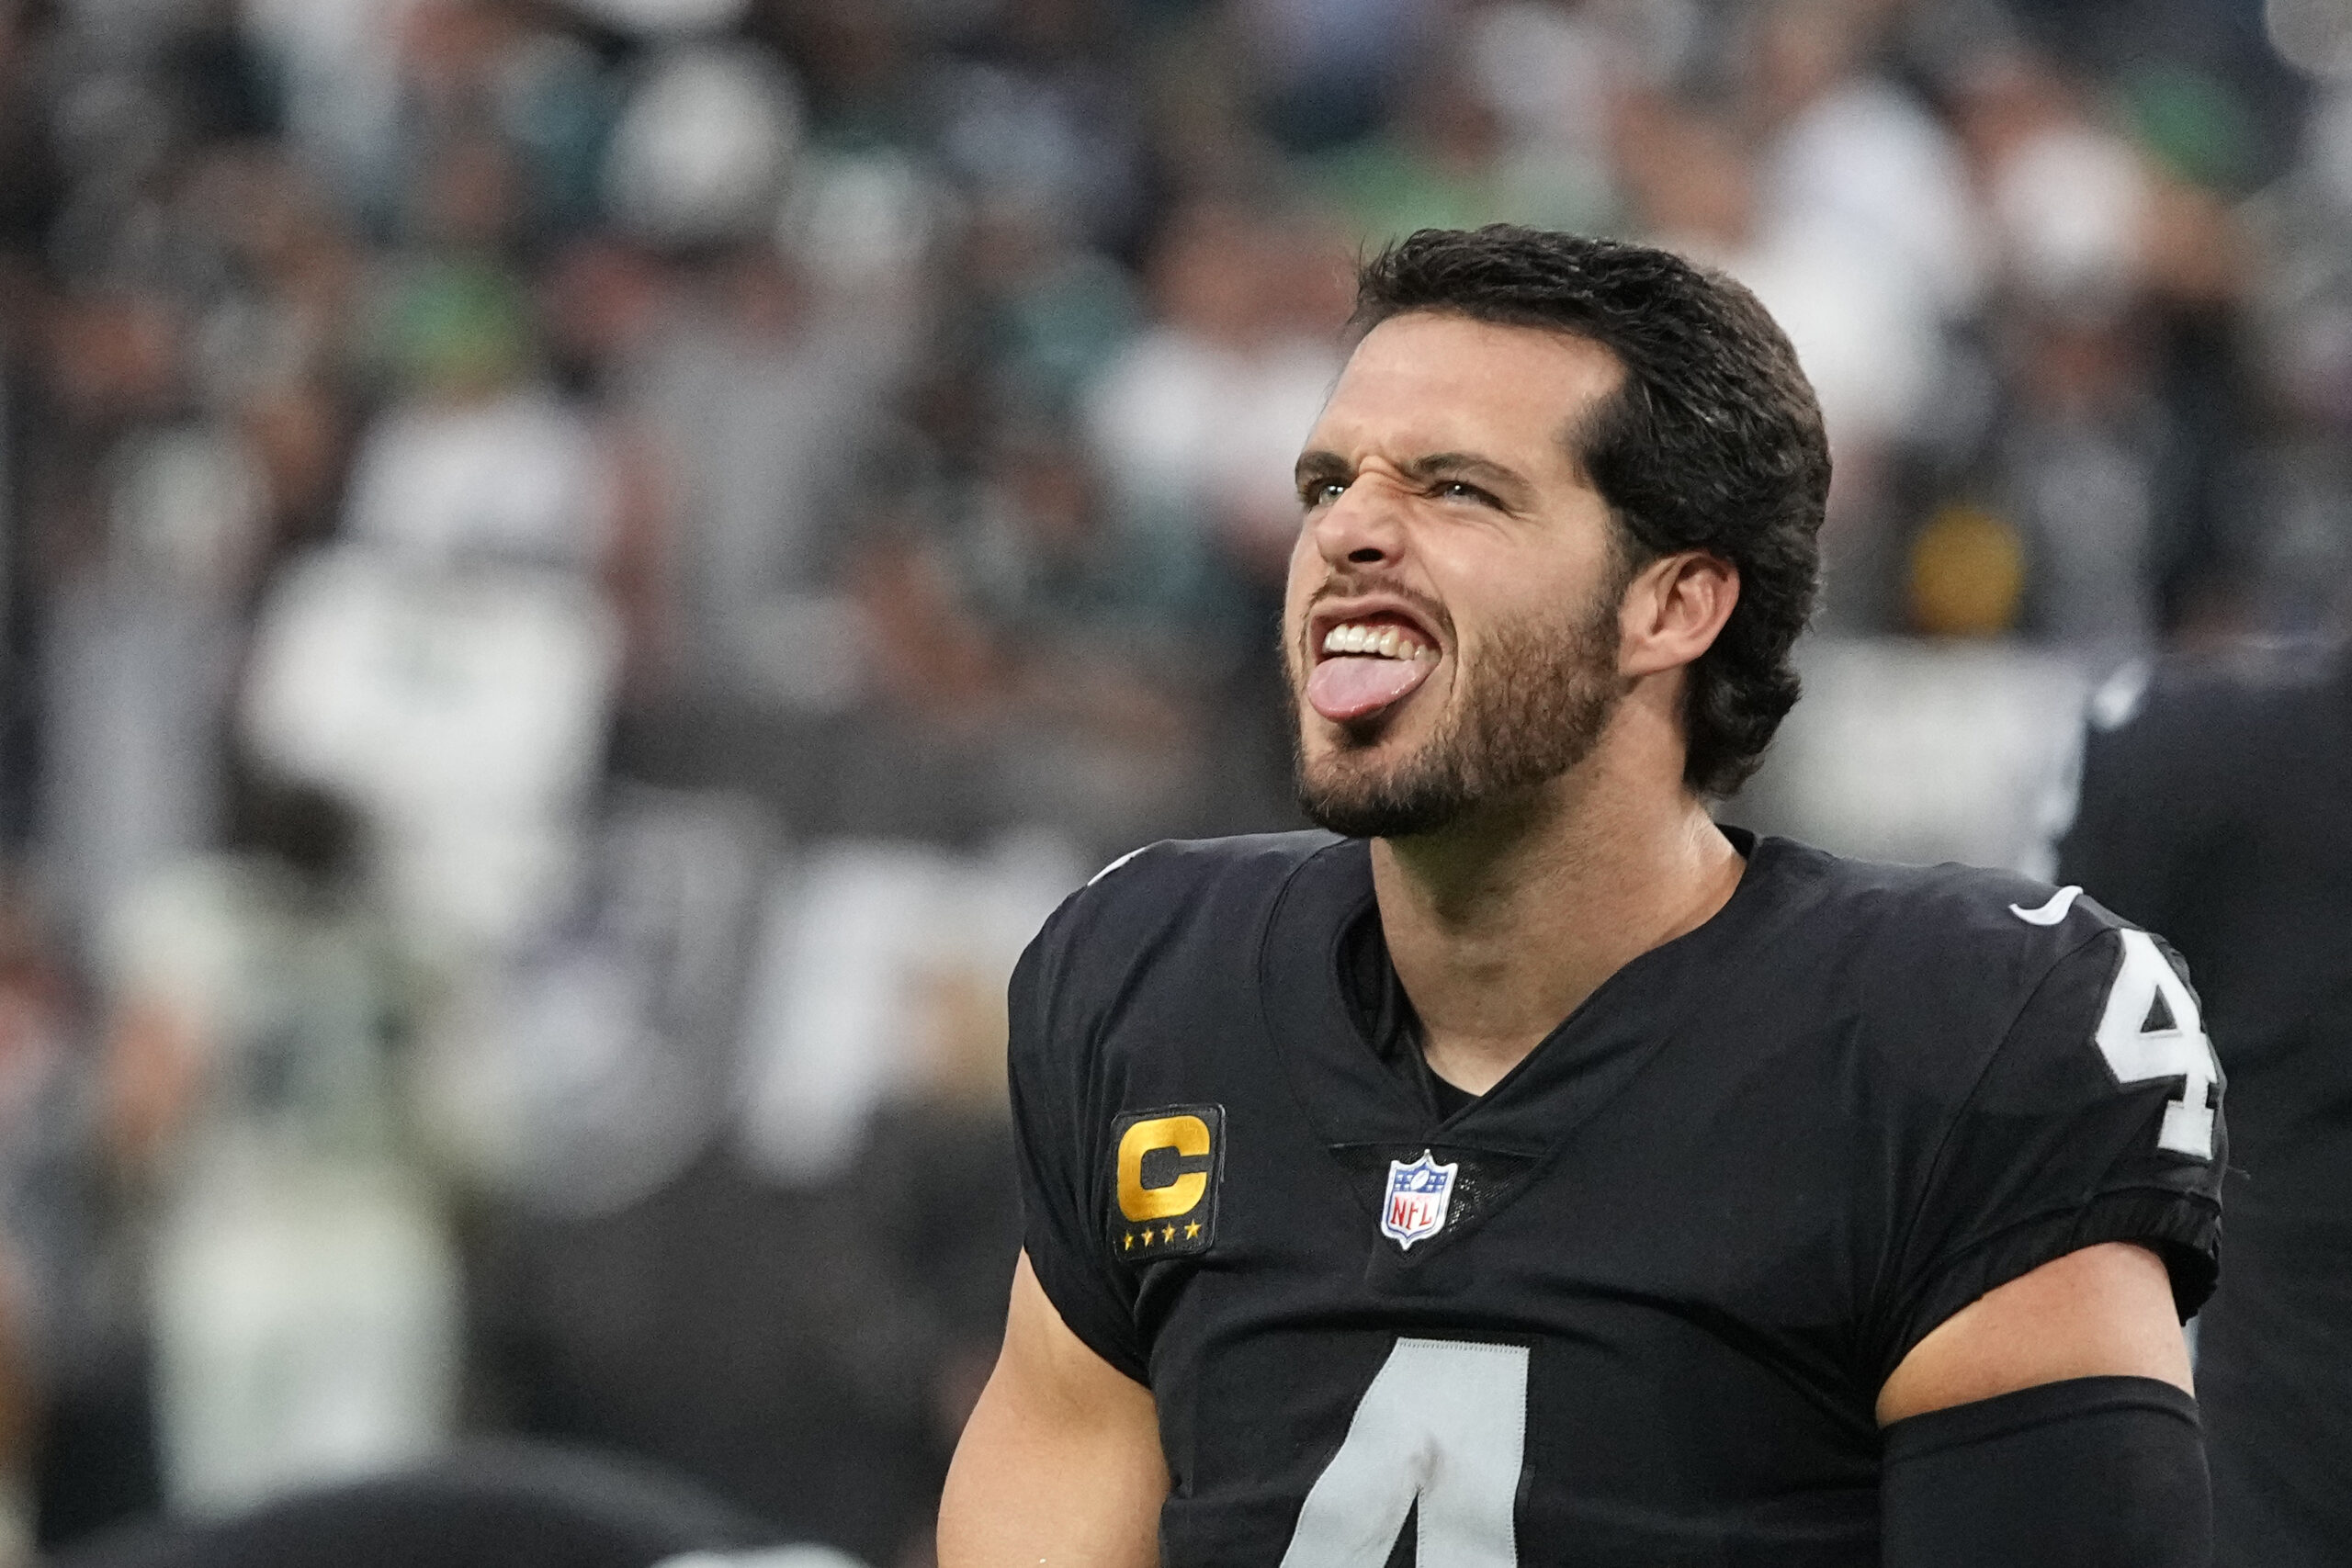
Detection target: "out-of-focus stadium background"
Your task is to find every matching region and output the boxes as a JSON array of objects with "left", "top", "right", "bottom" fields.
[{"left": 0, "top": 0, "right": 2343, "bottom": 1561}]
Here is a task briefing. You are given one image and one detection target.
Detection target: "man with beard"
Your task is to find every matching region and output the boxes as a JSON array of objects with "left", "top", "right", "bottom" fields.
[{"left": 937, "top": 228, "right": 2224, "bottom": 1568}]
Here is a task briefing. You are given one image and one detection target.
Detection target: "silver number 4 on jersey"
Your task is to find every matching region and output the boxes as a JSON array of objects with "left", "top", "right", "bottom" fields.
[{"left": 1279, "top": 1338, "right": 1531, "bottom": 1568}]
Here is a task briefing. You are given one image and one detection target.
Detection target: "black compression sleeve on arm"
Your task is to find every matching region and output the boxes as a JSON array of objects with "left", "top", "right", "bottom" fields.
[{"left": 1882, "top": 1376, "right": 2210, "bottom": 1568}]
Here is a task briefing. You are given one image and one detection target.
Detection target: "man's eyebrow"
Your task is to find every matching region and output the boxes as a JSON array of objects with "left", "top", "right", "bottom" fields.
[
  {"left": 1293, "top": 450, "right": 1532, "bottom": 491},
  {"left": 1396, "top": 452, "right": 1530, "bottom": 492},
  {"left": 1294, "top": 450, "right": 1351, "bottom": 486}
]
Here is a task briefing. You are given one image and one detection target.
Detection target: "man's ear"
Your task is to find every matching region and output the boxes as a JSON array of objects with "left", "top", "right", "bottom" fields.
[{"left": 1619, "top": 551, "right": 1739, "bottom": 678}]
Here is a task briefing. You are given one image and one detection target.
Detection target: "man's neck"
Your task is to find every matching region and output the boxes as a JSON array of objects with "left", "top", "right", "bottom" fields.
[{"left": 1368, "top": 754, "right": 1744, "bottom": 1096}]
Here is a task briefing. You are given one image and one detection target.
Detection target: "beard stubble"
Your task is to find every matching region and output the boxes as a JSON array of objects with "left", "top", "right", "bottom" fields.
[{"left": 1293, "top": 577, "right": 1633, "bottom": 840}]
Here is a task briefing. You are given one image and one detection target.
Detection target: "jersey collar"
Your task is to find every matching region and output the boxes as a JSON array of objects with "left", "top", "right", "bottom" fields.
[{"left": 1258, "top": 827, "right": 1785, "bottom": 1160}]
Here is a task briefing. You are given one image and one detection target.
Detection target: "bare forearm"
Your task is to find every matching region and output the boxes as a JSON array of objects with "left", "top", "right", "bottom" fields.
[
  {"left": 938, "top": 1255, "right": 1166, "bottom": 1568},
  {"left": 937, "top": 1369, "right": 1165, "bottom": 1567}
]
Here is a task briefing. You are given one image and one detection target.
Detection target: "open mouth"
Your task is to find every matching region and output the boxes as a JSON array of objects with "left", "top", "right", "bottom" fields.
[{"left": 1306, "top": 610, "right": 1441, "bottom": 724}]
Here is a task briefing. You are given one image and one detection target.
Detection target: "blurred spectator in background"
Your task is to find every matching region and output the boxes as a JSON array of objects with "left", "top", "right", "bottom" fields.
[
  {"left": 99, "top": 774, "right": 451, "bottom": 1519},
  {"left": 0, "top": 879, "right": 73, "bottom": 1558},
  {"left": 1616, "top": 85, "right": 1946, "bottom": 625},
  {"left": 1084, "top": 197, "right": 1340, "bottom": 609},
  {"left": 0, "top": 0, "right": 2340, "bottom": 1562},
  {"left": 626, "top": 241, "right": 899, "bottom": 717}
]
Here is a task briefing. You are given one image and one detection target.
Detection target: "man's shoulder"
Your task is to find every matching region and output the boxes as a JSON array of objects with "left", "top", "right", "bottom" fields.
[
  {"left": 1080, "top": 829, "right": 1347, "bottom": 898},
  {"left": 1069, "top": 829, "right": 1347, "bottom": 930},
  {"left": 1755, "top": 838, "right": 2221, "bottom": 1213},
  {"left": 1751, "top": 835, "right": 2143, "bottom": 1053},
  {"left": 1762, "top": 833, "right": 2128, "bottom": 956},
  {"left": 1021, "top": 830, "right": 1349, "bottom": 997}
]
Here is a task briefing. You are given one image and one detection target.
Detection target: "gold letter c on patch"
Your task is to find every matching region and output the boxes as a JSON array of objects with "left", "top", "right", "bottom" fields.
[{"left": 1117, "top": 1114, "right": 1212, "bottom": 1222}]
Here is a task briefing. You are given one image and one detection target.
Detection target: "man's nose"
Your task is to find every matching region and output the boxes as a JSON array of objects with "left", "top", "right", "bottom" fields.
[{"left": 1310, "top": 475, "right": 1408, "bottom": 571}]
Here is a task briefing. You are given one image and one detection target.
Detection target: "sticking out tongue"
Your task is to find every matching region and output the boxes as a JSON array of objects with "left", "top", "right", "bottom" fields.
[{"left": 1307, "top": 654, "right": 1435, "bottom": 723}]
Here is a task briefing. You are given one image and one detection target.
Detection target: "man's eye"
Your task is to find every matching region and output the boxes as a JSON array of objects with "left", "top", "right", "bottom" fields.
[
  {"left": 1436, "top": 480, "right": 1494, "bottom": 505},
  {"left": 1303, "top": 479, "right": 1348, "bottom": 506}
]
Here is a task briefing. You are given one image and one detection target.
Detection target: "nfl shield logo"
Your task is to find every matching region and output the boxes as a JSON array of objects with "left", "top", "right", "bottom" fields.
[{"left": 1381, "top": 1151, "right": 1459, "bottom": 1250}]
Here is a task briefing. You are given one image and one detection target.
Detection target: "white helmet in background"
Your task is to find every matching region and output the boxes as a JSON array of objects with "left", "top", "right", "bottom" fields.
[
  {"left": 604, "top": 43, "right": 802, "bottom": 246},
  {"left": 563, "top": 0, "right": 753, "bottom": 37}
]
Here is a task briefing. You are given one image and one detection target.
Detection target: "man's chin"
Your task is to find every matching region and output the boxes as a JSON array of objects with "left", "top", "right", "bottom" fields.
[{"left": 1295, "top": 756, "right": 1471, "bottom": 841}]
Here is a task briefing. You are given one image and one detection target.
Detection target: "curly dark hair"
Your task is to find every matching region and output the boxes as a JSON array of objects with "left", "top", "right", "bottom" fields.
[{"left": 1351, "top": 226, "right": 1829, "bottom": 798}]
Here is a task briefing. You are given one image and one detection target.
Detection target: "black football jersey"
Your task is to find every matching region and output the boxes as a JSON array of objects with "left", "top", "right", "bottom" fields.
[
  {"left": 2055, "top": 647, "right": 2352, "bottom": 1568},
  {"left": 1008, "top": 829, "right": 2224, "bottom": 1566}
]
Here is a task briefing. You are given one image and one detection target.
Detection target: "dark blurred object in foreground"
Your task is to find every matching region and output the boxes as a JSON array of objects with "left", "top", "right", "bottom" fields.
[
  {"left": 465, "top": 1139, "right": 1007, "bottom": 1568},
  {"left": 40, "top": 1442, "right": 811, "bottom": 1568}
]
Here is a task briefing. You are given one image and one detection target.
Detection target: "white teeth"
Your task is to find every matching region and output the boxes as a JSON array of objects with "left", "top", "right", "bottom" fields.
[{"left": 1322, "top": 621, "right": 1434, "bottom": 660}]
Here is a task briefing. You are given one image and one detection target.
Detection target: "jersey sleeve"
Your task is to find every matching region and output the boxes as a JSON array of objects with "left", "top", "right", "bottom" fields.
[
  {"left": 1872, "top": 925, "right": 2224, "bottom": 1383},
  {"left": 1005, "top": 897, "right": 1150, "bottom": 1383}
]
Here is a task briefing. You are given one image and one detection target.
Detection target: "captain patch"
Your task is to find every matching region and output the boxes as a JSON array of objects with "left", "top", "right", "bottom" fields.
[{"left": 1110, "top": 1104, "right": 1223, "bottom": 1260}]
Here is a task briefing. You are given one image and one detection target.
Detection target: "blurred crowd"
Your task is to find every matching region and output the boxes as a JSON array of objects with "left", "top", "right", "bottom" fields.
[{"left": 0, "top": 0, "right": 2344, "bottom": 1562}]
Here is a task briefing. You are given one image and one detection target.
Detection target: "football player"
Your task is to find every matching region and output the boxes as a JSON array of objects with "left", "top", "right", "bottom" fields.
[
  {"left": 939, "top": 227, "right": 2223, "bottom": 1567},
  {"left": 2056, "top": 645, "right": 2352, "bottom": 1567}
]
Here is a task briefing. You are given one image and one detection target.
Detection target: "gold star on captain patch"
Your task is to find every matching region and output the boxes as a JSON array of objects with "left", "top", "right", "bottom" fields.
[
  {"left": 1162, "top": 1224, "right": 1177, "bottom": 1243},
  {"left": 1137, "top": 1229, "right": 1152, "bottom": 1246},
  {"left": 1122, "top": 1233, "right": 1134, "bottom": 1251},
  {"left": 1185, "top": 1221, "right": 1202, "bottom": 1239}
]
